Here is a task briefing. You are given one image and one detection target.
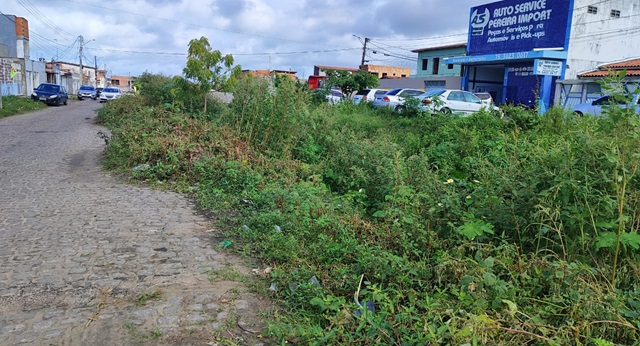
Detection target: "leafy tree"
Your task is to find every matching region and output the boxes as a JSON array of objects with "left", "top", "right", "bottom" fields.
[
  {"left": 322, "top": 69, "right": 379, "bottom": 97},
  {"left": 183, "top": 36, "right": 242, "bottom": 113}
]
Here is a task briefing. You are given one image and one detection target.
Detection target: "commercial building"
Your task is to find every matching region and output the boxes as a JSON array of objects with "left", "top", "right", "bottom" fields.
[{"left": 444, "top": 0, "right": 640, "bottom": 111}]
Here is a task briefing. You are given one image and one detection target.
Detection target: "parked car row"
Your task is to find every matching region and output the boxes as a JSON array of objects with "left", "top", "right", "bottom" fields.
[
  {"left": 367, "top": 88, "right": 499, "bottom": 115},
  {"left": 318, "top": 86, "right": 499, "bottom": 116},
  {"left": 30, "top": 83, "right": 122, "bottom": 106}
]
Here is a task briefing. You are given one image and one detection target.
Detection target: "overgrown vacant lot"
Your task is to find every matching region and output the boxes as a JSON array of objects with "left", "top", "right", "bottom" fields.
[{"left": 97, "top": 73, "right": 640, "bottom": 345}]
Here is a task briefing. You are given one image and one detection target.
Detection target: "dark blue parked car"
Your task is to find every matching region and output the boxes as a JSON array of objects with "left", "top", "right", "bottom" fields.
[{"left": 31, "top": 83, "right": 68, "bottom": 106}]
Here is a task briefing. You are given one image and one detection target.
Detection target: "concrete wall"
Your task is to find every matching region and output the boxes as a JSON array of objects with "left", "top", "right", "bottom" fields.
[
  {"left": 364, "top": 65, "right": 411, "bottom": 79},
  {"left": 0, "top": 58, "right": 24, "bottom": 96},
  {"left": 0, "top": 15, "right": 18, "bottom": 58},
  {"left": 567, "top": 0, "right": 640, "bottom": 78}
]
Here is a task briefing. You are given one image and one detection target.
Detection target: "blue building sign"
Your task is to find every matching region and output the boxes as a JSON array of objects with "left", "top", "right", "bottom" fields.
[{"left": 468, "top": 0, "right": 573, "bottom": 55}]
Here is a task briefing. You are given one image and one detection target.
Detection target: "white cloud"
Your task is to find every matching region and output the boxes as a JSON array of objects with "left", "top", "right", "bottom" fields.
[{"left": 2, "top": 0, "right": 488, "bottom": 78}]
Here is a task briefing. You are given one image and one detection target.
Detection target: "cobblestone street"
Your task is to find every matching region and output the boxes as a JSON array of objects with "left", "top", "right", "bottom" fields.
[{"left": 0, "top": 101, "right": 269, "bottom": 345}]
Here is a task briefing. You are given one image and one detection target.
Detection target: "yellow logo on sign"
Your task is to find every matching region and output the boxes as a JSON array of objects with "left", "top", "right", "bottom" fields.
[{"left": 10, "top": 67, "right": 17, "bottom": 79}]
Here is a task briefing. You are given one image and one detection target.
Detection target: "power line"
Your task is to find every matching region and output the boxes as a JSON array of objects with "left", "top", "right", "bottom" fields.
[{"left": 17, "top": 0, "right": 75, "bottom": 40}]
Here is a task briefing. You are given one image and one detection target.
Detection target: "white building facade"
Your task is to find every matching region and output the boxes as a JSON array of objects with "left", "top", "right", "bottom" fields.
[{"left": 567, "top": 0, "right": 640, "bottom": 79}]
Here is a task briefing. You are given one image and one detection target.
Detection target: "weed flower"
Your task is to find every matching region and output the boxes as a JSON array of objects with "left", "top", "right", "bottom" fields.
[{"left": 444, "top": 179, "right": 454, "bottom": 184}]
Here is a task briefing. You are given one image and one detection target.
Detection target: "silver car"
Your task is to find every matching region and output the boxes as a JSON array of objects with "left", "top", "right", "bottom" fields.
[
  {"left": 572, "top": 94, "right": 640, "bottom": 116},
  {"left": 418, "top": 89, "right": 500, "bottom": 115},
  {"left": 353, "top": 88, "right": 388, "bottom": 105},
  {"left": 371, "top": 88, "right": 425, "bottom": 111}
]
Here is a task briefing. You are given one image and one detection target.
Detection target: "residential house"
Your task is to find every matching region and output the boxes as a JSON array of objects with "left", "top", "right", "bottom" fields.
[
  {"left": 109, "top": 75, "right": 134, "bottom": 92},
  {"left": 0, "top": 15, "right": 46, "bottom": 96},
  {"left": 411, "top": 43, "right": 467, "bottom": 90},
  {"left": 45, "top": 61, "right": 104, "bottom": 94},
  {"left": 360, "top": 64, "right": 411, "bottom": 79}
]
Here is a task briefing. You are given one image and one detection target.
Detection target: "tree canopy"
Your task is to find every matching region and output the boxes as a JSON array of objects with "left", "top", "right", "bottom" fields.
[
  {"left": 322, "top": 69, "right": 379, "bottom": 96},
  {"left": 183, "top": 36, "right": 242, "bottom": 112}
]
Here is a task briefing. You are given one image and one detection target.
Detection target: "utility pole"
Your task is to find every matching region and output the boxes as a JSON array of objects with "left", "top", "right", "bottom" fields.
[
  {"left": 94, "top": 56, "right": 98, "bottom": 88},
  {"left": 360, "top": 37, "right": 369, "bottom": 70},
  {"left": 78, "top": 35, "right": 84, "bottom": 85}
]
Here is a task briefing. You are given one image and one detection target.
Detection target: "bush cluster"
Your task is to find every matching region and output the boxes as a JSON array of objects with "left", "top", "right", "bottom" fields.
[{"left": 97, "top": 74, "right": 640, "bottom": 345}]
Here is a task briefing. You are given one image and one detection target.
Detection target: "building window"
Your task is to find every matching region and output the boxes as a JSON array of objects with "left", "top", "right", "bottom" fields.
[
  {"left": 432, "top": 57, "right": 440, "bottom": 75},
  {"left": 611, "top": 9, "right": 621, "bottom": 18},
  {"left": 587, "top": 6, "right": 597, "bottom": 14},
  {"left": 448, "top": 64, "right": 454, "bottom": 70},
  {"left": 401, "top": 74, "right": 407, "bottom": 77},
  {"left": 382, "top": 72, "right": 388, "bottom": 78},
  {"left": 421, "top": 59, "right": 428, "bottom": 71}
]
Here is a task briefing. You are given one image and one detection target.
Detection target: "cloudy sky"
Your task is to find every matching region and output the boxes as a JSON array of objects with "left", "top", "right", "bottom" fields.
[{"left": 3, "top": 0, "right": 489, "bottom": 79}]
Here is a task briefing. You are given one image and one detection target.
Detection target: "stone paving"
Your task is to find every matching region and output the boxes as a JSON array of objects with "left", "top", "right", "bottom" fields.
[{"left": 0, "top": 101, "right": 270, "bottom": 345}]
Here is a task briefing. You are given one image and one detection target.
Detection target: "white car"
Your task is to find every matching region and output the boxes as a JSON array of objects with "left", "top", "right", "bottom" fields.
[
  {"left": 418, "top": 89, "right": 500, "bottom": 115},
  {"left": 99, "top": 87, "right": 122, "bottom": 103},
  {"left": 474, "top": 92, "right": 495, "bottom": 107},
  {"left": 352, "top": 88, "right": 388, "bottom": 105},
  {"left": 372, "top": 88, "right": 425, "bottom": 111},
  {"left": 326, "top": 89, "right": 346, "bottom": 104}
]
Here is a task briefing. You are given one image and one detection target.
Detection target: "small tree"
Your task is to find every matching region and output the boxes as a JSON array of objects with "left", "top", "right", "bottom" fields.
[
  {"left": 183, "top": 36, "right": 242, "bottom": 113},
  {"left": 323, "top": 69, "right": 379, "bottom": 97}
]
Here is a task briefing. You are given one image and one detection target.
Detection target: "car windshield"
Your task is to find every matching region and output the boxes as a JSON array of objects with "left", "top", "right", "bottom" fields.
[
  {"left": 355, "top": 90, "right": 370, "bottom": 96},
  {"left": 80, "top": 86, "right": 94, "bottom": 90},
  {"left": 104, "top": 88, "right": 119, "bottom": 93},
  {"left": 421, "top": 89, "right": 446, "bottom": 97},
  {"left": 37, "top": 84, "right": 59, "bottom": 92},
  {"left": 385, "top": 88, "right": 403, "bottom": 96}
]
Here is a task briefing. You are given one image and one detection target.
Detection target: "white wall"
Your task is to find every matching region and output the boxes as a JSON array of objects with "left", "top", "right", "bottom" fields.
[{"left": 567, "top": 1, "right": 640, "bottom": 78}]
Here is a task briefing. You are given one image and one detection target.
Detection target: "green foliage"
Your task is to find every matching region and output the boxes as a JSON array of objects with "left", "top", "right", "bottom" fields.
[
  {"left": 183, "top": 36, "right": 242, "bottom": 113},
  {"left": 0, "top": 95, "right": 47, "bottom": 119},
  {"left": 97, "top": 74, "right": 640, "bottom": 345},
  {"left": 322, "top": 69, "right": 379, "bottom": 96}
]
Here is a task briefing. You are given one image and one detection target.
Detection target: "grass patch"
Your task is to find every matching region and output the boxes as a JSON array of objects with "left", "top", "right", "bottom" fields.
[
  {"left": 123, "top": 322, "right": 162, "bottom": 342},
  {"left": 0, "top": 96, "right": 47, "bottom": 119},
  {"left": 134, "top": 290, "right": 163, "bottom": 306}
]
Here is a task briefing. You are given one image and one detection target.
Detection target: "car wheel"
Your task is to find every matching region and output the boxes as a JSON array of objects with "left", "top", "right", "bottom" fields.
[
  {"left": 440, "top": 107, "right": 452, "bottom": 114},
  {"left": 395, "top": 105, "right": 406, "bottom": 113},
  {"left": 63, "top": 98, "right": 68, "bottom": 105},
  {"left": 574, "top": 111, "right": 583, "bottom": 117}
]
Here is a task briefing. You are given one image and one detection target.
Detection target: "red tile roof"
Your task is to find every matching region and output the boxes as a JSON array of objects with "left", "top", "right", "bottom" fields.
[
  {"left": 579, "top": 70, "right": 640, "bottom": 78},
  {"left": 600, "top": 58, "right": 640, "bottom": 69},
  {"left": 578, "top": 58, "right": 640, "bottom": 78}
]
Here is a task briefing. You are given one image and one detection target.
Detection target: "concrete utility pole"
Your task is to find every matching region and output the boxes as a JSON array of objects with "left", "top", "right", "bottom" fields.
[
  {"left": 94, "top": 56, "right": 98, "bottom": 88},
  {"left": 360, "top": 37, "right": 369, "bottom": 69},
  {"left": 78, "top": 35, "right": 84, "bottom": 85}
]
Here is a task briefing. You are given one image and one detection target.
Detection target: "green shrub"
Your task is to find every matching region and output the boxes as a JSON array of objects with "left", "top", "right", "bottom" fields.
[{"left": 97, "top": 75, "right": 640, "bottom": 345}]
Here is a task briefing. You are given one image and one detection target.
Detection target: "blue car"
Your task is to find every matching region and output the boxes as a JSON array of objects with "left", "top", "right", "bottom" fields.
[
  {"left": 572, "top": 94, "right": 640, "bottom": 116},
  {"left": 31, "top": 83, "right": 68, "bottom": 106}
]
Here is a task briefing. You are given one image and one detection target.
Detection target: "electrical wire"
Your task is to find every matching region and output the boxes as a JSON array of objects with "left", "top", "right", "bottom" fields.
[{"left": 16, "top": 0, "right": 75, "bottom": 40}]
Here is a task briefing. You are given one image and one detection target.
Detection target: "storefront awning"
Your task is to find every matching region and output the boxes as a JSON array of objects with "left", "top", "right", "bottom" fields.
[{"left": 445, "top": 50, "right": 567, "bottom": 65}]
